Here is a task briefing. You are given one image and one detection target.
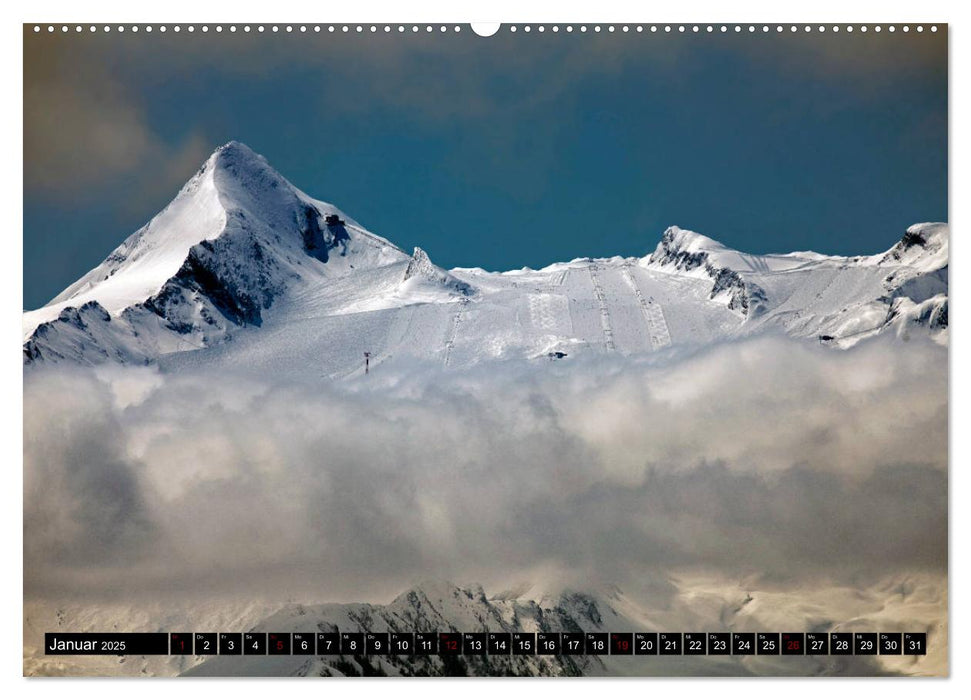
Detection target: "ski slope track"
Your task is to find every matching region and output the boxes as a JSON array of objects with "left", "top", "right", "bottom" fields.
[{"left": 23, "top": 142, "right": 949, "bottom": 375}]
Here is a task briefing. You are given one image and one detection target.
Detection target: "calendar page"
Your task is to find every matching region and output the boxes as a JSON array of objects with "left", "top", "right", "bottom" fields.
[{"left": 22, "top": 20, "right": 948, "bottom": 678}]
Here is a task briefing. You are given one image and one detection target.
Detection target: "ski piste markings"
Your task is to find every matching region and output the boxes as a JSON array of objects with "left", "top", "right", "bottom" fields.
[
  {"left": 344, "top": 302, "right": 417, "bottom": 378},
  {"left": 547, "top": 268, "right": 574, "bottom": 336},
  {"left": 760, "top": 266, "right": 845, "bottom": 335},
  {"left": 587, "top": 263, "right": 616, "bottom": 351},
  {"left": 622, "top": 263, "right": 672, "bottom": 350},
  {"left": 443, "top": 297, "right": 470, "bottom": 367},
  {"left": 528, "top": 293, "right": 556, "bottom": 332},
  {"left": 739, "top": 253, "right": 772, "bottom": 274}
]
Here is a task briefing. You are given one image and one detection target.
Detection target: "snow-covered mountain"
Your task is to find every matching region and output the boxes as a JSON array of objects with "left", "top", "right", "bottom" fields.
[
  {"left": 23, "top": 142, "right": 948, "bottom": 374},
  {"left": 26, "top": 578, "right": 941, "bottom": 677}
]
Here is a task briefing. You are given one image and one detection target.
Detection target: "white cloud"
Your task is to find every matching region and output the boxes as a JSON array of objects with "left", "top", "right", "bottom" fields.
[{"left": 23, "top": 334, "right": 947, "bottom": 603}]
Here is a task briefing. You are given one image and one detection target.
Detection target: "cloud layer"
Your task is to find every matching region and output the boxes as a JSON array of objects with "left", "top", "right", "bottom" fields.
[{"left": 23, "top": 334, "right": 947, "bottom": 603}]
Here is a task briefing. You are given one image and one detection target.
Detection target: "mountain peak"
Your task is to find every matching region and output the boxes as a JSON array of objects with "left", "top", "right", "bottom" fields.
[
  {"left": 201, "top": 141, "right": 296, "bottom": 208},
  {"left": 646, "top": 225, "right": 731, "bottom": 272},
  {"left": 657, "top": 225, "right": 728, "bottom": 255},
  {"left": 209, "top": 140, "right": 268, "bottom": 172},
  {"left": 879, "top": 222, "right": 948, "bottom": 270},
  {"left": 645, "top": 225, "right": 767, "bottom": 317},
  {"left": 22, "top": 141, "right": 409, "bottom": 361},
  {"left": 401, "top": 246, "right": 475, "bottom": 297},
  {"left": 215, "top": 139, "right": 255, "bottom": 155}
]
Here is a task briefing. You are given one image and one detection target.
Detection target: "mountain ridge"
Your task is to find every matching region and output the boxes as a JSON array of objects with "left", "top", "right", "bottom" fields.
[{"left": 23, "top": 142, "right": 949, "bottom": 370}]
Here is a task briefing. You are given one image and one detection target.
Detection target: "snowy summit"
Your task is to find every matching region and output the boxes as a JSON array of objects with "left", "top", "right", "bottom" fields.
[{"left": 23, "top": 142, "right": 949, "bottom": 374}]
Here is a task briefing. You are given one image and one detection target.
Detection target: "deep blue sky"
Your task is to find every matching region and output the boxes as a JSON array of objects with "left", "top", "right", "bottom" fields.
[{"left": 24, "top": 26, "right": 947, "bottom": 308}]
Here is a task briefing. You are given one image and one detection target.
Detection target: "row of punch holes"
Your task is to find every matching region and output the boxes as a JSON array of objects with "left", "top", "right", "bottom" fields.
[{"left": 33, "top": 24, "right": 940, "bottom": 35}]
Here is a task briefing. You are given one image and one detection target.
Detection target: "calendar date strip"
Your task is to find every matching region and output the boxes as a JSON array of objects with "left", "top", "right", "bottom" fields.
[{"left": 45, "top": 631, "right": 927, "bottom": 656}]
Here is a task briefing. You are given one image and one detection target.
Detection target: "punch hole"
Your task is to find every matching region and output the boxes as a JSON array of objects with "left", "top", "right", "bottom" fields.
[{"left": 471, "top": 23, "right": 500, "bottom": 37}]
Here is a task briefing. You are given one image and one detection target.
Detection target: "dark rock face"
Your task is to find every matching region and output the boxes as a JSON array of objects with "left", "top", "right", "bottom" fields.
[
  {"left": 153, "top": 239, "right": 269, "bottom": 330},
  {"left": 23, "top": 301, "right": 126, "bottom": 366},
  {"left": 899, "top": 229, "right": 928, "bottom": 250},
  {"left": 300, "top": 204, "right": 350, "bottom": 263},
  {"left": 651, "top": 230, "right": 767, "bottom": 318},
  {"left": 708, "top": 266, "right": 767, "bottom": 316}
]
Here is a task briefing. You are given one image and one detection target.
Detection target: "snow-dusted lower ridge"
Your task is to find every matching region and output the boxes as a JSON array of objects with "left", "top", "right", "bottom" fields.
[
  {"left": 24, "top": 578, "right": 945, "bottom": 676},
  {"left": 23, "top": 142, "right": 948, "bottom": 371}
]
